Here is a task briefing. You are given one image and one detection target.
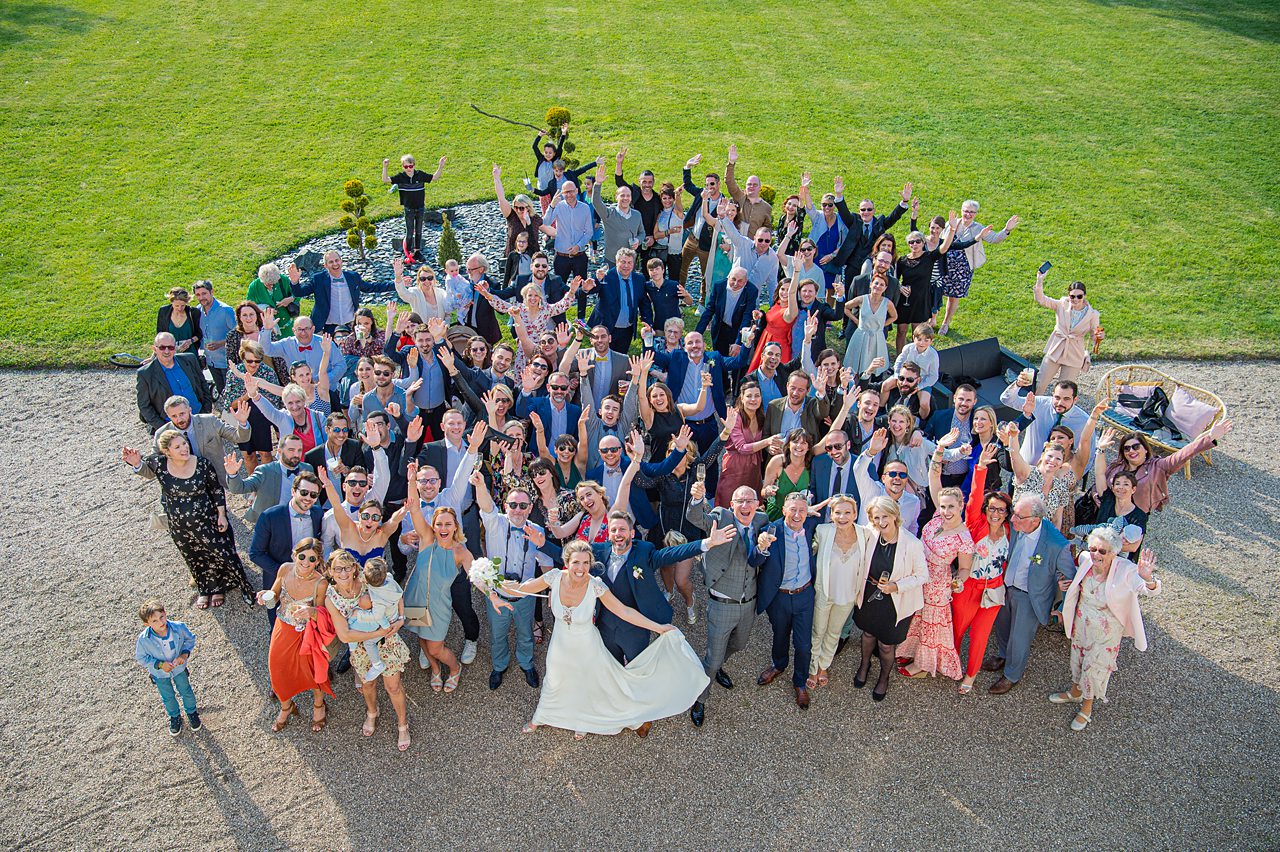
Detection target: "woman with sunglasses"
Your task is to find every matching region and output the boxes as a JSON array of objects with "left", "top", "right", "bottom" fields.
[
  {"left": 774, "top": 194, "right": 807, "bottom": 259},
  {"left": 911, "top": 200, "right": 991, "bottom": 327},
  {"left": 1055, "top": 528, "right": 1160, "bottom": 730},
  {"left": 950, "top": 444, "right": 1014, "bottom": 694},
  {"left": 799, "top": 174, "right": 848, "bottom": 286},
  {"left": 494, "top": 164, "right": 544, "bottom": 256},
  {"left": 538, "top": 433, "right": 585, "bottom": 491},
  {"left": 318, "top": 467, "right": 408, "bottom": 567},
  {"left": 225, "top": 301, "right": 287, "bottom": 378},
  {"left": 894, "top": 220, "right": 958, "bottom": 353},
  {"left": 220, "top": 339, "right": 280, "bottom": 474},
  {"left": 259, "top": 538, "right": 333, "bottom": 733},
  {"left": 1103, "top": 418, "right": 1231, "bottom": 515},
  {"left": 936, "top": 200, "right": 1020, "bottom": 336},
  {"left": 1032, "top": 270, "right": 1104, "bottom": 394},
  {"left": 321, "top": 550, "right": 412, "bottom": 750}
]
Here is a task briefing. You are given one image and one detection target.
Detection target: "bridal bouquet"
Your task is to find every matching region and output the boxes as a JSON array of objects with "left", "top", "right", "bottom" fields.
[{"left": 468, "top": 557, "right": 506, "bottom": 595}]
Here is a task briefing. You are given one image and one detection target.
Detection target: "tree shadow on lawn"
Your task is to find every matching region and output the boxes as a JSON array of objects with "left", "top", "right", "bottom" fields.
[
  {"left": 1088, "top": 0, "right": 1280, "bottom": 44},
  {"left": 0, "top": 2, "right": 108, "bottom": 48}
]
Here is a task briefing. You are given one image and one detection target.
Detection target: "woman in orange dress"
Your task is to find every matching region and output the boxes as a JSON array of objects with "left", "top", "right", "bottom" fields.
[
  {"left": 746, "top": 277, "right": 798, "bottom": 373},
  {"left": 261, "top": 538, "right": 334, "bottom": 733}
]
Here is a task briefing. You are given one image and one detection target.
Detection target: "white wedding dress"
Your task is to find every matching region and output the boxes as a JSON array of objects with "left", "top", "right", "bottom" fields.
[{"left": 531, "top": 569, "right": 710, "bottom": 735}]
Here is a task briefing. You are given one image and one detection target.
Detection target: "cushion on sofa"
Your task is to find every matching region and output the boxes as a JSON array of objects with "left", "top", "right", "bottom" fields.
[{"left": 1167, "top": 386, "right": 1217, "bottom": 439}]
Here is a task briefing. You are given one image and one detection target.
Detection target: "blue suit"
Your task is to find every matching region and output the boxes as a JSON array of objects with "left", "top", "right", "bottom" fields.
[
  {"left": 588, "top": 268, "right": 646, "bottom": 352},
  {"left": 696, "top": 279, "right": 759, "bottom": 355},
  {"left": 591, "top": 539, "right": 702, "bottom": 663},
  {"left": 747, "top": 518, "right": 817, "bottom": 688},
  {"left": 249, "top": 502, "right": 324, "bottom": 629},
  {"left": 585, "top": 449, "right": 683, "bottom": 531},
  {"left": 647, "top": 346, "right": 749, "bottom": 419},
  {"left": 295, "top": 269, "right": 394, "bottom": 329},
  {"left": 513, "top": 395, "right": 581, "bottom": 443},
  {"left": 994, "top": 520, "right": 1077, "bottom": 683}
]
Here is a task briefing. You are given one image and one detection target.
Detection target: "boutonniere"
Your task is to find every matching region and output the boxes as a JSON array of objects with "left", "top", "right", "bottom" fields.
[
  {"left": 1031, "top": 554, "right": 1043, "bottom": 566},
  {"left": 632, "top": 565, "right": 644, "bottom": 580}
]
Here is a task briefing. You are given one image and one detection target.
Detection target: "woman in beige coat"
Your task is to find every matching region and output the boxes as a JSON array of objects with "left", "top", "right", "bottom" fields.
[
  {"left": 1052, "top": 527, "right": 1160, "bottom": 730},
  {"left": 807, "top": 495, "right": 874, "bottom": 689},
  {"left": 851, "top": 496, "right": 929, "bottom": 702},
  {"left": 1032, "top": 270, "right": 1103, "bottom": 394}
]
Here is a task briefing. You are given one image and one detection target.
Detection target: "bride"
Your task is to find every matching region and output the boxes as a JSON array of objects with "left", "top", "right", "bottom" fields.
[{"left": 497, "top": 540, "right": 708, "bottom": 740}]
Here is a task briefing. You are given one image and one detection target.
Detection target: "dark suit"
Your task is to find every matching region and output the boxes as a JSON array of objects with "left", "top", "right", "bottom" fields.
[
  {"left": 747, "top": 517, "right": 817, "bottom": 688},
  {"left": 249, "top": 502, "right": 323, "bottom": 629},
  {"left": 513, "top": 395, "right": 581, "bottom": 442},
  {"left": 696, "top": 279, "right": 759, "bottom": 355},
  {"left": 591, "top": 540, "right": 702, "bottom": 663},
  {"left": 850, "top": 269, "right": 901, "bottom": 303},
  {"left": 136, "top": 354, "right": 214, "bottom": 433},
  {"left": 640, "top": 277, "right": 683, "bottom": 329},
  {"left": 498, "top": 273, "right": 571, "bottom": 327},
  {"left": 790, "top": 298, "right": 844, "bottom": 365},
  {"left": 294, "top": 269, "right": 394, "bottom": 330},
  {"left": 995, "top": 521, "right": 1076, "bottom": 683},
  {"left": 834, "top": 197, "right": 908, "bottom": 279},
  {"left": 588, "top": 268, "right": 647, "bottom": 353},
  {"left": 811, "top": 454, "right": 857, "bottom": 509},
  {"left": 586, "top": 448, "right": 683, "bottom": 531},
  {"left": 763, "top": 396, "right": 829, "bottom": 445}
]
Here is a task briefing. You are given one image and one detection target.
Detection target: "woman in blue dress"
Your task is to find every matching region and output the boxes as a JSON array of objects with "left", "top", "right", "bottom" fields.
[
  {"left": 403, "top": 463, "right": 474, "bottom": 693},
  {"left": 318, "top": 468, "right": 407, "bottom": 566}
]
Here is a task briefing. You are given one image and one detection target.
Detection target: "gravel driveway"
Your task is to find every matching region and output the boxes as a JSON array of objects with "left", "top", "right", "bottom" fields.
[{"left": 2, "top": 361, "right": 1276, "bottom": 850}]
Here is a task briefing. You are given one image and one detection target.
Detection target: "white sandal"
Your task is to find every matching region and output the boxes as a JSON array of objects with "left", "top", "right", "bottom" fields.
[
  {"left": 1049, "top": 691, "right": 1083, "bottom": 704},
  {"left": 1070, "top": 711, "right": 1091, "bottom": 731}
]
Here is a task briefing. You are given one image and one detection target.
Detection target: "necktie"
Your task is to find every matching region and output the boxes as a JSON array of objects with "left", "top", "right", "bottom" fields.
[
  {"left": 864, "top": 223, "right": 871, "bottom": 241},
  {"left": 1052, "top": 412, "right": 1063, "bottom": 430},
  {"left": 621, "top": 274, "right": 631, "bottom": 318},
  {"left": 298, "top": 345, "right": 312, "bottom": 352},
  {"left": 832, "top": 465, "right": 844, "bottom": 497}
]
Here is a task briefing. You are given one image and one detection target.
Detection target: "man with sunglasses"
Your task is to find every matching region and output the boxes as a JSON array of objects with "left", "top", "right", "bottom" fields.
[
  {"left": 716, "top": 211, "right": 780, "bottom": 303},
  {"left": 249, "top": 472, "right": 324, "bottom": 630},
  {"left": 833, "top": 178, "right": 913, "bottom": 283},
  {"left": 382, "top": 153, "right": 446, "bottom": 263},
  {"left": 474, "top": 472, "right": 555, "bottom": 690},
  {"left": 320, "top": 466, "right": 372, "bottom": 558},
  {"left": 516, "top": 370, "right": 581, "bottom": 443},
  {"left": 137, "top": 332, "right": 214, "bottom": 433},
  {"left": 853, "top": 429, "right": 923, "bottom": 535},
  {"left": 491, "top": 251, "right": 570, "bottom": 328},
  {"left": 304, "top": 412, "right": 364, "bottom": 500},
  {"left": 152, "top": 395, "right": 251, "bottom": 487}
]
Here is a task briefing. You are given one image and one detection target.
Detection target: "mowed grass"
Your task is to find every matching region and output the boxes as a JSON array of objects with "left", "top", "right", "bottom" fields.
[{"left": 1, "top": 0, "right": 1278, "bottom": 367}]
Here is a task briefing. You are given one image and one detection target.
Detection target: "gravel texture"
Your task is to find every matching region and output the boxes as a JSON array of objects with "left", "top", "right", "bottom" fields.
[{"left": 2, "top": 361, "right": 1277, "bottom": 850}]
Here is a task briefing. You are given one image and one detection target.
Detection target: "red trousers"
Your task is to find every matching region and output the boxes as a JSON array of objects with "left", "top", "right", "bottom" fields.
[{"left": 952, "top": 578, "right": 1003, "bottom": 678}]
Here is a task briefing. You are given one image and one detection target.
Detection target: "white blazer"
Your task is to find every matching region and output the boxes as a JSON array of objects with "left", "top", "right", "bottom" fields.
[
  {"left": 853, "top": 526, "right": 929, "bottom": 623},
  {"left": 814, "top": 523, "right": 873, "bottom": 607},
  {"left": 1063, "top": 553, "right": 1160, "bottom": 652}
]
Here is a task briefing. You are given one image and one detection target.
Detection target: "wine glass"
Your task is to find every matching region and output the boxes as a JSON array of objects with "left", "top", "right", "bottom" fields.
[{"left": 870, "top": 571, "right": 891, "bottom": 602}]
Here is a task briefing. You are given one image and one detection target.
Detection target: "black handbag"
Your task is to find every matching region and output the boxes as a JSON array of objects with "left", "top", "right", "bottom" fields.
[{"left": 1073, "top": 491, "right": 1100, "bottom": 528}]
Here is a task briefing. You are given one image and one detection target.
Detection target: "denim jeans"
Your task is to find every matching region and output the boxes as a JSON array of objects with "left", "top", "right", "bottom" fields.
[
  {"left": 487, "top": 594, "right": 536, "bottom": 672},
  {"left": 152, "top": 670, "right": 197, "bottom": 719},
  {"left": 403, "top": 207, "right": 425, "bottom": 253}
]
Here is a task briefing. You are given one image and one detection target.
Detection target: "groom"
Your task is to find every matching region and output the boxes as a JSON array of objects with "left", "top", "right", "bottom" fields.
[{"left": 592, "top": 510, "right": 735, "bottom": 667}]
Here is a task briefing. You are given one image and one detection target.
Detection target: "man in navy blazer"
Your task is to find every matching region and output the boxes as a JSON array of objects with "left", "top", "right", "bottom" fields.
[
  {"left": 696, "top": 267, "right": 758, "bottom": 356},
  {"left": 988, "top": 493, "right": 1077, "bottom": 694},
  {"left": 921, "top": 384, "right": 978, "bottom": 489},
  {"left": 648, "top": 330, "right": 750, "bottom": 451},
  {"left": 747, "top": 491, "right": 818, "bottom": 708},
  {"left": 591, "top": 510, "right": 726, "bottom": 664},
  {"left": 292, "top": 250, "right": 394, "bottom": 332},
  {"left": 514, "top": 370, "right": 581, "bottom": 442},
  {"left": 494, "top": 252, "right": 570, "bottom": 326},
  {"left": 585, "top": 247, "right": 646, "bottom": 353},
  {"left": 833, "top": 182, "right": 912, "bottom": 281},
  {"left": 585, "top": 431, "right": 688, "bottom": 532},
  {"left": 249, "top": 472, "right": 324, "bottom": 629}
]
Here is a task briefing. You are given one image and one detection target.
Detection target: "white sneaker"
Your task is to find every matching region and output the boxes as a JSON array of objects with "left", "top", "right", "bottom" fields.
[
  {"left": 686, "top": 605, "right": 697, "bottom": 624},
  {"left": 460, "top": 640, "right": 478, "bottom": 665},
  {"left": 418, "top": 649, "right": 429, "bottom": 670},
  {"left": 363, "top": 660, "right": 386, "bottom": 683}
]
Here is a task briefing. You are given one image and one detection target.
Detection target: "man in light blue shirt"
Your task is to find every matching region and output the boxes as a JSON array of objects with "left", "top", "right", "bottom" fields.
[
  {"left": 541, "top": 181, "right": 594, "bottom": 313},
  {"left": 193, "top": 281, "right": 236, "bottom": 397},
  {"left": 258, "top": 316, "right": 346, "bottom": 391}
]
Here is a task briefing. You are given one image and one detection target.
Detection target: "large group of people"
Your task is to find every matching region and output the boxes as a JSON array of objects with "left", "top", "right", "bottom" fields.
[{"left": 130, "top": 130, "right": 1232, "bottom": 747}]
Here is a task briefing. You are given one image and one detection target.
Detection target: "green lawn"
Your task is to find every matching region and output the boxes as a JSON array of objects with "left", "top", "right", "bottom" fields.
[{"left": 2, "top": 0, "right": 1278, "bottom": 367}]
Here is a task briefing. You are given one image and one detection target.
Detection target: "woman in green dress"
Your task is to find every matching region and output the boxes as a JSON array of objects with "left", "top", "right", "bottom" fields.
[{"left": 246, "top": 262, "right": 299, "bottom": 338}]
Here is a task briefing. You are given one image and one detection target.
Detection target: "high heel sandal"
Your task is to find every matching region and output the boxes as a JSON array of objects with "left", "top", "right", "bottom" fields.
[
  {"left": 817, "top": 670, "right": 830, "bottom": 687},
  {"left": 430, "top": 672, "right": 444, "bottom": 693},
  {"left": 311, "top": 700, "right": 327, "bottom": 732},
  {"left": 272, "top": 703, "right": 298, "bottom": 732},
  {"left": 397, "top": 724, "right": 411, "bottom": 751}
]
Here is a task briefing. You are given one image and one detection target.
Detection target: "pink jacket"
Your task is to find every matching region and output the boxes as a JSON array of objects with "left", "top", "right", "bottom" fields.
[
  {"left": 1063, "top": 553, "right": 1160, "bottom": 652},
  {"left": 1035, "top": 287, "right": 1100, "bottom": 370},
  {"left": 852, "top": 525, "right": 929, "bottom": 623}
]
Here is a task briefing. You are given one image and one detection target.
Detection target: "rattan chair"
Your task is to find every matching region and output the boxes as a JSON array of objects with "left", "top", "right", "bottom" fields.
[{"left": 1095, "top": 364, "right": 1225, "bottom": 479}]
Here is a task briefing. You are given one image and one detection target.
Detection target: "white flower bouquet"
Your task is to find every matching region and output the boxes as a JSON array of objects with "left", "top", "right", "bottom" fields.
[{"left": 468, "top": 557, "right": 506, "bottom": 595}]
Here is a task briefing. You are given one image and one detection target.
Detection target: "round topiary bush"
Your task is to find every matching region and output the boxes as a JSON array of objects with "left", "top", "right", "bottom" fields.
[
  {"left": 346, "top": 232, "right": 361, "bottom": 249},
  {"left": 760, "top": 184, "right": 777, "bottom": 205},
  {"left": 545, "top": 106, "right": 571, "bottom": 129},
  {"left": 338, "top": 215, "right": 355, "bottom": 230}
]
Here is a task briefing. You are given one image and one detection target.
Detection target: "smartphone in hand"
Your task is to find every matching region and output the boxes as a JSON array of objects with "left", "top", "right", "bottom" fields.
[{"left": 1038, "top": 261, "right": 1052, "bottom": 275}]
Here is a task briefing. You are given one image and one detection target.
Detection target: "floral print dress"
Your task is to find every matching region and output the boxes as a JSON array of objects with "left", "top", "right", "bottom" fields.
[
  {"left": 898, "top": 516, "right": 973, "bottom": 678},
  {"left": 1070, "top": 571, "right": 1123, "bottom": 700}
]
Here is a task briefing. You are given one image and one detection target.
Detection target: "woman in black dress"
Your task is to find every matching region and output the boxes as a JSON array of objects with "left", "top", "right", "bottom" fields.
[
  {"left": 853, "top": 495, "right": 929, "bottom": 701},
  {"left": 893, "top": 221, "right": 957, "bottom": 353},
  {"left": 123, "top": 432, "right": 254, "bottom": 610}
]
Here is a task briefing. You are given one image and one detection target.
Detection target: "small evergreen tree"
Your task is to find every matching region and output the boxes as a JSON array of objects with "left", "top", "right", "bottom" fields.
[
  {"left": 438, "top": 212, "right": 463, "bottom": 267},
  {"left": 340, "top": 179, "right": 377, "bottom": 259},
  {"left": 544, "top": 107, "right": 578, "bottom": 170}
]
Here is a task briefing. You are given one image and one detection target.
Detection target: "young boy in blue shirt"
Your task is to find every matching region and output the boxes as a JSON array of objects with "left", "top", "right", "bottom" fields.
[{"left": 134, "top": 599, "right": 200, "bottom": 736}]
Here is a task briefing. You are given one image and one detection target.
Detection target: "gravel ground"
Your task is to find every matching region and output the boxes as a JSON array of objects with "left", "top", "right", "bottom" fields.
[{"left": 2, "top": 361, "right": 1277, "bottom": 850}]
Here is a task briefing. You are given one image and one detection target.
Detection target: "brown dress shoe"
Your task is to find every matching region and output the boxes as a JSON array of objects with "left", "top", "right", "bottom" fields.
[
  {"left": 982, "top": 657, "right": 1006, "bottom": 673},
  {"left": 634, "top": 721, "right": 653, "bottom": 738},
  {"left": 757, "top": 666, "right": 783, "bottom": 686},
  {"left": 794, "top": 687, "right": 810, "bottom": 709},
  {"left": 988, "top": 676, "right": 1016, "bottom": 695}
]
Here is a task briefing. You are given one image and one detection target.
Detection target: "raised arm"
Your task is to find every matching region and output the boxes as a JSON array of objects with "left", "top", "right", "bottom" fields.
[
  {"left": 493, "top": 164, "right": 513, "bottom": 218},
  {"left": 634, "top": 351, "right": 655, "bottom": 428},
  {"left": 782, "top": 273, "right": 800, "bottom": 323},
  {"left": 1001, "top": 422, "right": 1031, "bottom": 484},
  {"left": 676, "top": 370, "right": 712, "bottom": 417},
  {"left": 928, "top": 429, "right": 960, "bottom": 506},
  {"left": 404, "top": 461, "right": 436, "bottom": 546},
  {"left": 814, "top": 384, "right": 858, "bottom": 454},
  {"left": 1032, "top": 270, "right": 1059, "bottom": 311}
]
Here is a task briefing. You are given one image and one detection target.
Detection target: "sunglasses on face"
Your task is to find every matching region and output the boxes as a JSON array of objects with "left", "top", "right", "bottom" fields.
[
  {"left": 827, "top": 443, "right": 847, "bottom": 451},
  {"left": 533, "top": 263, "right": 550, "bottom": 270},
  {"left": 296, "top": 553, "right": 320, "bottom": 563},
  {"left": 297, "top": 489, "right": 320, "bottom": 499},
  {"left": 330, "top": 426, "right": 350, "bottom": 433},
  {"left": 907, "top": 239, "right": 923, "bottom": 245},
  {"left": 373, "top": 370, "right": 393, "bottom": 377},
  {"left": 885, "top": 471, "right": 909, "bottom": 479},
  {"left": 243, "top": 358, "right": 261, "bottom": 364},
  {"left": 1069, "top": 294, "right": 1085, "bottom": 300},
  {"left": 821, "top": 203, "right": 834, "bottom": 209},
  {"left": 600, "top": 446, "right": 621, "bottom": 453},
  {"left": 345, "top": 478, "right": 368, "bottom": 488},
  {"left": 359, "top": 512, "right": 382, "bottom": 521},
  {"left": 860, "top": 207, "right": 874, "bottom": 213},
  {"left": 531, "top": 363, "right": 548, "bottom": 371},
  {"left": 506, "top": 501, "right": 530, "bottom": 510},
  {"left": 155, "top": 344, "right": 176, "bottom": 351},
  {"left": 755, "top": 237, "right": 771, "bottom": 244},
  {"left": 549, "top": 384, "right": 569, "bottom": 392},
  {"left": 419, "top": 275, "right": 436, "bottom": 282},
  {"left": 1087, "top": 546, "right": 1112, "bottom": 555}
]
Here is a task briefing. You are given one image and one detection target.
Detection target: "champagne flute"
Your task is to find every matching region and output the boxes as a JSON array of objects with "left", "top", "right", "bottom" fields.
[
  {"left": 696, "top": 464, "right": 706, "bottom": 484},
  {"left": 871, "top": 571, "right": 891, "bottom": 602}
]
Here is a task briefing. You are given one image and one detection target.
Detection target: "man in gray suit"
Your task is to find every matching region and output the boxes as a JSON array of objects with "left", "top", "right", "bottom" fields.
[
  {"left": 152, "top": 396, "right": 251, "bottom": 487},
  {"left": 565, "top": 326, "right": 631, "bottom": 403},
  {"left": 224, "top": 434, "right": 314, "bottom": 525},
  {"left": 686, "top": 480, "right": 767, "bottom": 727},
  {"left": 986, "top": 494, "right": 1077, "bottom": 694},
  {"left": 136, "top": 332, "right": 214, "bottom": 432}
]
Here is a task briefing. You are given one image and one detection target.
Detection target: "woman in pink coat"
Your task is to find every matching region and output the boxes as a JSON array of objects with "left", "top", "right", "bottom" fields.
[
  {"left": 1051, "top": 527, "right": 1160, "bottom": 731},
  {"left": 1032, "top": 269, "right": 1103, "bottom": 394}
]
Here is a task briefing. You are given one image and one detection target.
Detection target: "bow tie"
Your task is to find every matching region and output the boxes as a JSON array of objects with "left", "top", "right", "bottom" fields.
[
  {"left": 297, "top": 345, "right": 312, "bottom": 352},
  {"left": 291, "top": 511, "right": 308, "bottom": 520}
]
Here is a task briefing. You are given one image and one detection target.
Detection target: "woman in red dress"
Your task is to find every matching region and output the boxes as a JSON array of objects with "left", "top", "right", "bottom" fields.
[
  {"left": 746, "top": 277, "right": 799, "bottom": 373},
  {"left": 261, "top": 538, "right": 335, "bottom": 733}
]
